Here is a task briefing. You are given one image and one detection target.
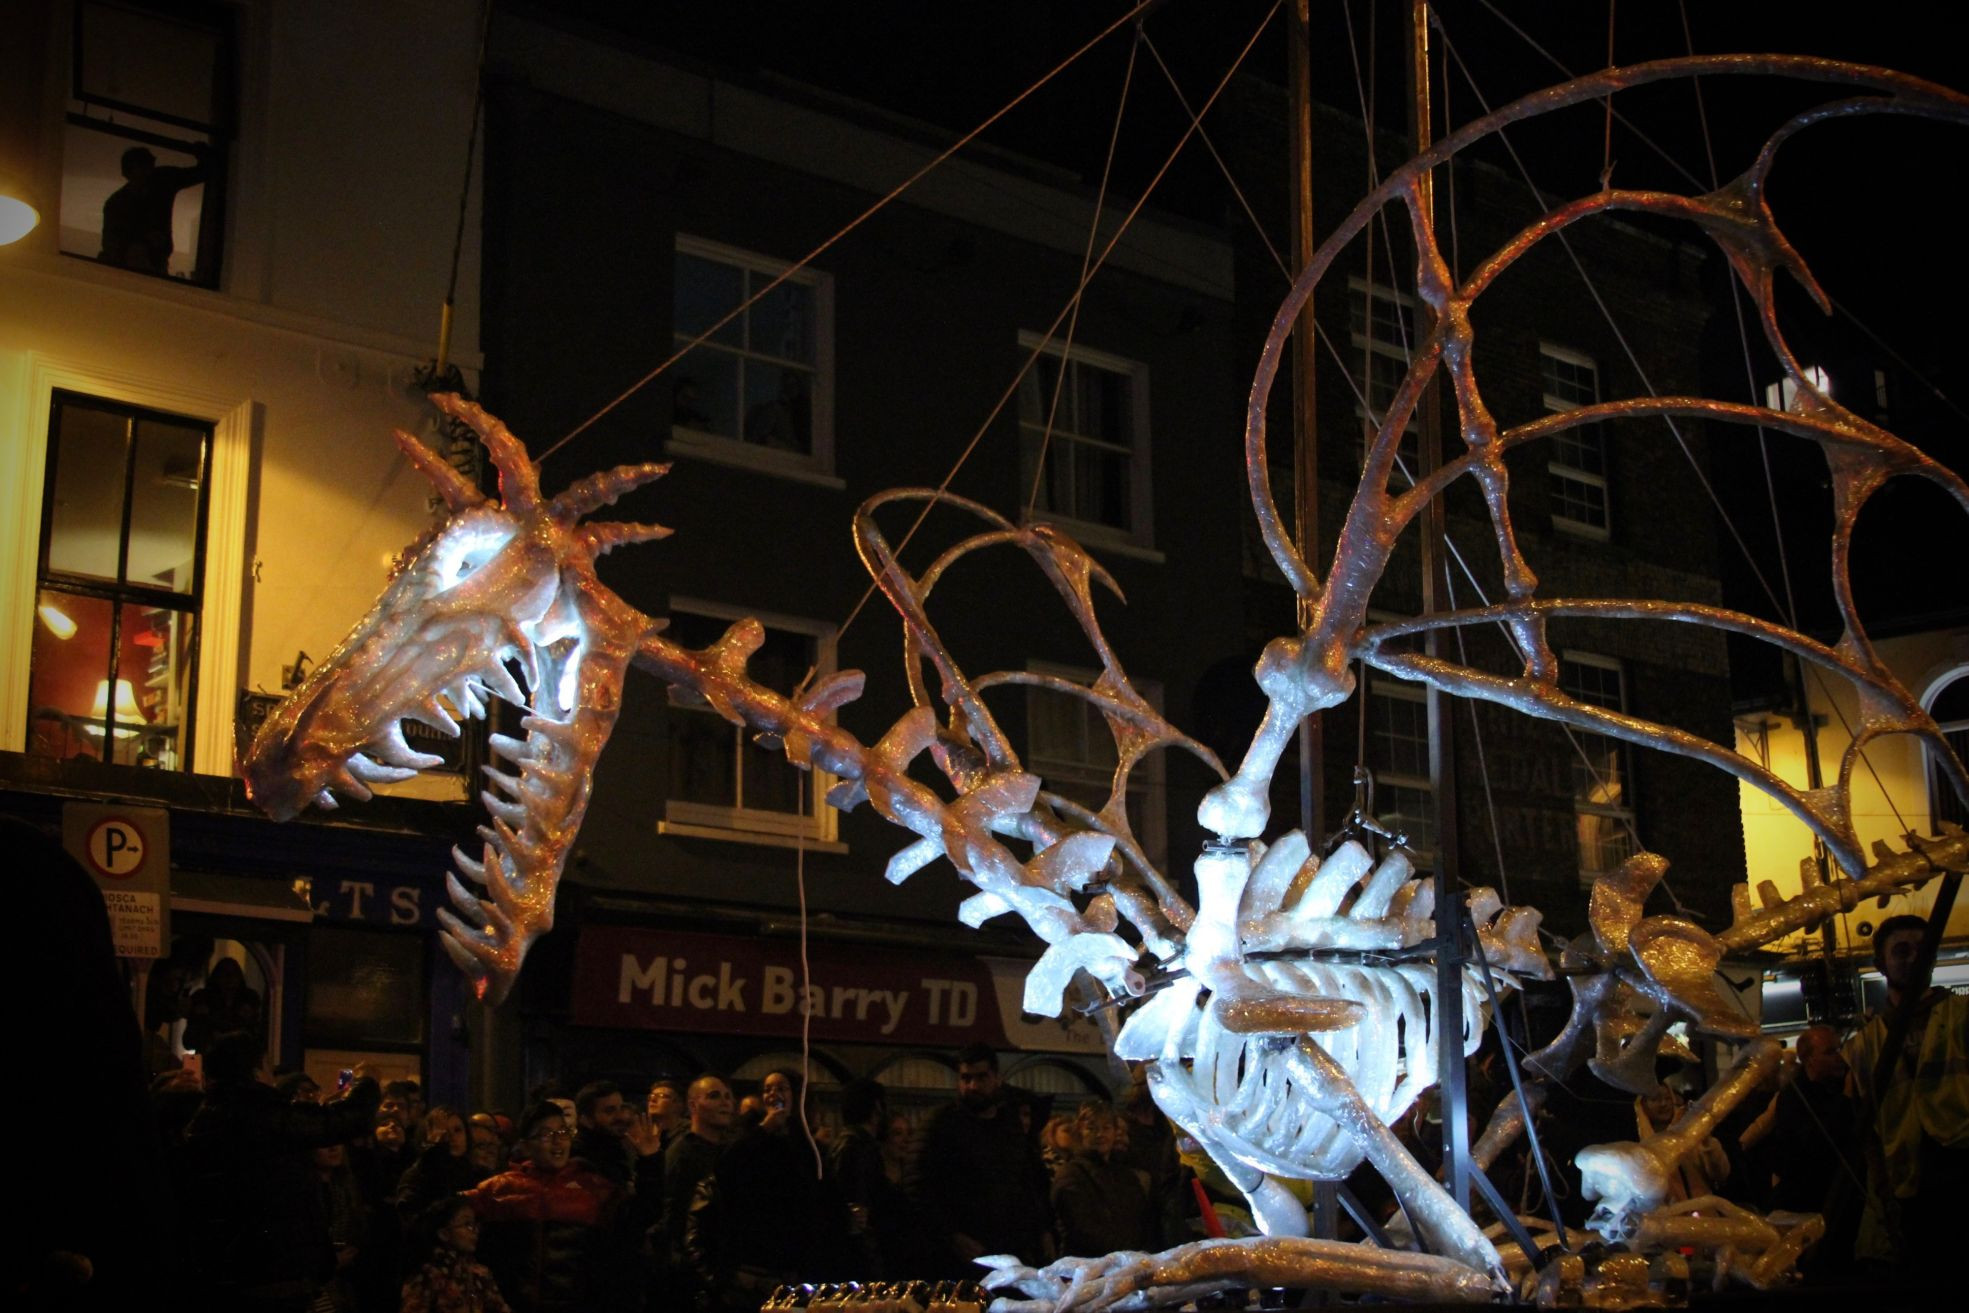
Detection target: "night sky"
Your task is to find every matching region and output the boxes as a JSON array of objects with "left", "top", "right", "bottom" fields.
[{"left": 527, "top": 0, "right": 1968, "bottom": 642}]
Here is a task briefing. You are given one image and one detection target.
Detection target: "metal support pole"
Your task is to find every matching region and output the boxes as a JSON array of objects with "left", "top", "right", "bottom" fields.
[
  {"left": 1407, "top": 0, "right": 1471, "bottom": 1216},
  {"left": 1287, "top": 0, "right": 1335, "bottom": 1246}
]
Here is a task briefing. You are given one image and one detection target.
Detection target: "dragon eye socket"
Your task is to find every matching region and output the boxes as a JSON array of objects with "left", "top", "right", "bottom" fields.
[{"left": 431, "top": 520, "right": 516, "bottom": 593}]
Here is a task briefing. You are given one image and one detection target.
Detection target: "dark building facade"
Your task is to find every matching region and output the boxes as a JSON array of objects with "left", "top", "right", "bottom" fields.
[{"left": 472, "top": 8, "right": 1743, "bottom": 1109}]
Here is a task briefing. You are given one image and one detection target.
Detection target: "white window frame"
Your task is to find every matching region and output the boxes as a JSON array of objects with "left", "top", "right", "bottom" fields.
[
  {"left": 1922, "top": 666, "right": 1969, "bottom": 833},
  {"left": 1560, "top": 650, "right": 1637, "bottom": 884},
  {"left": 655, "top": 597, "right": 843, "bottom": 851},
  {"left": 1347, "top": 277, "right": 1422, "bottom": 484},
  {"left": 1, "top": 356, "right": 249, "bottom": 776},
  {"left": 1015, "top": 331, "right": 1155, "bottom": 554},
  {"left": 1021, "top": 660, "right": 1168, "bottom": 875},
  {"left": 1540, "top": 343, "right": 1610, "bottom": 540},
  {"left": 667, "top": 235, "right": 839, "bottom": 488}
]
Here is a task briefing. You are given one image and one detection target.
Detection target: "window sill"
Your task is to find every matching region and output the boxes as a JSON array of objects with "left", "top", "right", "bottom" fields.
[
  {"left": 1552, "top": 519, "right": 1611, "bottom": 543},
  {"left": 667, "top": 430, "right": 846, "bottom": 490},
  {"left": 657, "top": 818, "right": 848, "bottom": 854},
  {"left": 1024, "top": 518, "right": 1165, "bottom": 565}
]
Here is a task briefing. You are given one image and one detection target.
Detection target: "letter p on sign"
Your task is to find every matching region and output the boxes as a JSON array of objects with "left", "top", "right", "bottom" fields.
[{"left": 86, "top": 818, "right": 146, "bottom": 878}]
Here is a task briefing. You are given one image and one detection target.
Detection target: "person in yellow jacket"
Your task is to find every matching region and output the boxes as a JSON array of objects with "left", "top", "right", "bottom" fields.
[{"left": 1843, "top": 915, "right": 1969, "bottom": 1277}]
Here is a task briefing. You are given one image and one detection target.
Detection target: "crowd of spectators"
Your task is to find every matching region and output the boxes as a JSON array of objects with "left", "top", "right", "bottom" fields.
[
  {"left": 33, "top": 912, "right": 1963, "bottom": 1310},
  {"left": 125, "top": 1037, "right": 1203, "bottom": 1312}
]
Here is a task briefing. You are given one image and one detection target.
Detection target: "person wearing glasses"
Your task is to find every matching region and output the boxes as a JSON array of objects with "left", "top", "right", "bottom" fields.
[
  {"left": 462, "top": 1103, "right": 623, "bottom": 1313},
  {"left": 401, "top": 1194, "right": 509, "bottom": 1313}
]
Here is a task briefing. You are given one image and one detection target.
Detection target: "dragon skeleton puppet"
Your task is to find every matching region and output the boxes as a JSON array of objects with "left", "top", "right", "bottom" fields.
[{"left": 245, "top": 56, "right": 1969, "bottom": 1308}]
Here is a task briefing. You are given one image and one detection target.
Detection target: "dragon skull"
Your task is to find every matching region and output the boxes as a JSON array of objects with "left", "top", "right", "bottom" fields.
[{"left": 242, "top": 394, "right": 670, "bottom": 1001}]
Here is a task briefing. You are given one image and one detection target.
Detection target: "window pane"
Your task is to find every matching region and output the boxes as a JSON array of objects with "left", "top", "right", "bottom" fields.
[
  {"left": 1379, "top": 781, "right": 1435, "bottom": 864},
  {"left": 127, "top": 416, "right": 206, "bottom": 593},
  {"left": 62, "top": 124, "right": 209, "bottom": 278},
  {"left": 741, "top": 362, "right": 813, "bottom": 453},
  {"left": 26, "top": 590, "right": 114, "bottom": 762},
  {"left": 305, "top": 925, "right": 426, "bottom": 1048},
  {"left": 124, "top": 598, "right": 197, "bottom": 768},
  {"left": 1068, "top": 439, "right": 1129, "bottom": 527},
  {"left": 1577, "top": 812, "right": 1636, "bottom": 878},
  {"left": 1552, "top": 474, "right": 1608, "bottom": 530},
  {"left": 1029, "top": 685, "right": 1088, "bottom": 765},
  {"left": 674, "top": 252, "right": 744, "bottom": 345},
  {"left": 79, "top": 0, "right": 220, "bottom": 126},
  {"left": 1571, "top": 733, "right": 1626, "bottom": 808},
  {"left": 674, "top": 350, "right": 740, "bottom": 437},
  {"left": 740, "top": 743, "right": 804, "bottom": 814},
  {"left": 748, "top": 271, "right": 814, "bottom": 363},
  {"left": 1074, "top": 363, "right": 1131, "bottom": 445},
  {"left": 45, "top": 398, "right": 129, "bottom": 582},
  {"left": 26, "top": 590, "right": 195, "bottom": 768},
  {"left": 668, "top": 709, "right": 739, "bottom": 807},
  {"left": 1018, "top": 354, "right": 1064, "bottom": 426}
]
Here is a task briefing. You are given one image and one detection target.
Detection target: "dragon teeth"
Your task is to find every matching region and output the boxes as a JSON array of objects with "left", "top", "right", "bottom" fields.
[
  {"left": 407, "top": 698, "right": 461, "bottom": 738},
  {"left": 376, "top": 722, "right": 445, "bottom": 769},
  {"left": 445, "top": 872, "right": 489, "bottom": 926},
  {"left": 480, "top": 789, "right": 526, "bottom": 828},
  {"left": 452, "top": 844, "right": 487, "bottom": 883},
  {"left": 482, "top": 765, "right": 522, "bottom": 798},
  {"left": 316, "top": 788, "right": 339, "bottom": 810},
  {"left": 481, "top": 661, "right": 527, "bottom": 708},
  {"left": 488, "top": 732, "right": 530, "bottom": 763},
  {"left": 332, "top": 766, "right": 373, "bottom": 802},
  {"left": 346, "top": 752, "right": 417, "bottom": 784}
]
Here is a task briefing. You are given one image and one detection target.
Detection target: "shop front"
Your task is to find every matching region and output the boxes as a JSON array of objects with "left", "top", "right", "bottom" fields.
[
  {"left": 2, "top": 766, "right": 476, "bottom": 1101},
  {"left": 527, "top": 918, "right": 1120, "bottom": 1126}
]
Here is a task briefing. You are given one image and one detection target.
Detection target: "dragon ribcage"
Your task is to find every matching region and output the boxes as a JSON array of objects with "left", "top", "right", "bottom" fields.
[
  {"left": 1117, "top": 838, "right": 1541, "bottom": 1184},
  {"left": 1147, "top": 960, "right": 1491, "bottom": 1180}
]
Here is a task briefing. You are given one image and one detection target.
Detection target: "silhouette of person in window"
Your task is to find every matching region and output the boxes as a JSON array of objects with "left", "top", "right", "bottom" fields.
[
  {"left": 99, "top": 144, "right": 208, "bottom": 275},
  {"left": 742, "top": 373, "right": 810, "bottom": 452}
]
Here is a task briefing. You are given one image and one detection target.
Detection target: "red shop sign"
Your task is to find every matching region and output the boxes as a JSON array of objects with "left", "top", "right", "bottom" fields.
[{"left": 571, "top": 925, "right": 1104, "bottom": 1052}]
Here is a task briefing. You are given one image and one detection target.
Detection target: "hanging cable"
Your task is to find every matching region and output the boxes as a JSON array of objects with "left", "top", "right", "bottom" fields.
[
  {"left": 1027, "top": 24, "right": 1142, "bottom": 521},
  {"left": 1448, "top": 11, "right": 1920, "bottom": 844},
  {"left": 431, "top": 0, "right": 493, "bottom": 382},
  {"left": 823, "top": 2, "right": 1284, "bottom": 656},
  {"left": 794, "top": 789, "right": 821, "bottom": 1178},
  {"left": 1600, "top": 0, "right": 1618, "bottom": 189},
  {"left": 539, "top": 0, "right": 1155, "bottom": 463},
  {"left": 1140, "top": 31, "right": 1288, "bottom": 277}
]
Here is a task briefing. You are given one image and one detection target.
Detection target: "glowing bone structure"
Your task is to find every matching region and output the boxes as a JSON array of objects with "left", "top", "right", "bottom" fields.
[{"left": 242, "top": 54, "right": 1969, "bottom": 1310}]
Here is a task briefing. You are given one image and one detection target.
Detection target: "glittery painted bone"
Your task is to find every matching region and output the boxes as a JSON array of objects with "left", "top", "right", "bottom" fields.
[{"left": 239, "top": 52, "right": 1969, "bottom": 1311}]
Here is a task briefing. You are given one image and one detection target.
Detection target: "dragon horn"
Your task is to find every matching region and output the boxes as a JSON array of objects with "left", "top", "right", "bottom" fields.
[
  {"left": 392, "top": 429, "right": 485, "bottom": 513},
  {"left": 549, "top": 461, "right": 671, "bottom": 521},
  {"left": 581, "top": 521, "right": 674, "bottom": 556},
  {"left": 430, "top": 392, "right": 542, "bottom": 515}
]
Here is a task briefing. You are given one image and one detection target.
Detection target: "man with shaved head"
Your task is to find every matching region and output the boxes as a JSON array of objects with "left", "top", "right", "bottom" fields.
[{"left": 656, "top": 1075, "right": 736, "bottom": 1305}]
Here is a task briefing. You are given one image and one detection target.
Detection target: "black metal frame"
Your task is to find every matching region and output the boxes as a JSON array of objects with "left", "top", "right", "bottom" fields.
[
  {"left": 66, "top": 0, "right": 237, "bottom": 288},
  {"left": 33, "top": 389, "right": 214, "bottom": 769}
]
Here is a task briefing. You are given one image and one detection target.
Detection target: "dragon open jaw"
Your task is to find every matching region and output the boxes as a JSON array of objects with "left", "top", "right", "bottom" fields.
[{"left": 241, "top": 393, "right": 668, "bottom": 1003}]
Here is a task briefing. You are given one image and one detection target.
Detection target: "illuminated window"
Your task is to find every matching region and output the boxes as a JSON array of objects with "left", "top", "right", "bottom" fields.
[
  {"left": 1541, "top": 345, "right": 1609, "bottom": 537},
  {"left": 1763, "top": 365, "right": 1833, "bottom": 413},
  {"left": 1023, "top": 664, "right": 1167, "bottom": 873},
  {"left": 1925, "top": 671, "right": 1969, "bottom": 831},
  {"left": 670, "top": 236, "right": 834, "bottom": 480},
  {"left": 1017, "top": 334, "right": 1153, "bottom": 548},
  {"left": 1561, "top": 653, "right": 1636, "bottom": 882},
  {"left": 27, "top": 391, "right": 211, "bottom": 770},
  {"left": 1348, "top": 278, "right": 1421, "bottom": 485},
  {"left": 60, "top": 0, "right": 235, "bottom": 287},
  {"left": 657, "top": 601, "right": 838, "bottom": 846}
]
